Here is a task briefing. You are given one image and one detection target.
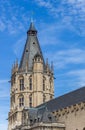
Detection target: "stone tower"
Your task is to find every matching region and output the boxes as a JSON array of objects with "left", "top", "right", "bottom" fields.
[{"left": 8, "top": 22, "right": 54, "bottom": 130}]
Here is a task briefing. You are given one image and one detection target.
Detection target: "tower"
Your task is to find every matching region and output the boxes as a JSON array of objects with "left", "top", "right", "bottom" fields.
[{"left": 8, "top": 22, "right": 54, "bottom": 130}]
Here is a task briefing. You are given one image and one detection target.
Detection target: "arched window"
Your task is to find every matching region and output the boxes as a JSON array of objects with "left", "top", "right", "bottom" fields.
[
  {"left": 43, "top": 77, "right": 45, "bottom": 91},
  {"left": 19, "top": 77, "right": 24, "bottom": 91},
  {"left": 83, "top": 128, "right": 85, "bottom": 130},
  {"left": 19, "top": 96, "right": 24, "bottom": 107},
  {"left": 29, "top": 76, "right": 32, "bottom": 90},
  {"left": 43, "top": 94, "right": 46, "bottom": 103},
  {"left": 50, "top": 95, "right": 53, "bottom": 100},
  {"left": 29, "top": 95, "right": 32, "bottom": 107},
  {"left": 49, "top": 78, "right": 52, "bottom": 91}
]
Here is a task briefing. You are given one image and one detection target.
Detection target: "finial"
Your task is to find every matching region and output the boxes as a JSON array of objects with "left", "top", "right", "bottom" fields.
[
  {"left": 46, "top": 58, "right": 50, "bottom": 72},
  {"left": 51, "top": 61, "right": 54, "bottom": 72},
  {"left": 16, "top": 59, "right": 18, "bottom": 67},
  {"left": 46, "top": 58, "right": 48, "bottom": 65}
]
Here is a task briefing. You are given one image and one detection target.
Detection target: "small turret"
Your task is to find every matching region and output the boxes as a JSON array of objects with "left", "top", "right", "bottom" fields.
[
  {"left": 45, "top": 58, "right": 51, "bottom": 73},
  {"left": 33, "top": 52, "right": 43, "bottom": 72},
  {"left": 51, "top": 61, "right": 54, "bottom": 73},
  {"left": 12, "top": 60, "right": 18, "bottom": 74}
]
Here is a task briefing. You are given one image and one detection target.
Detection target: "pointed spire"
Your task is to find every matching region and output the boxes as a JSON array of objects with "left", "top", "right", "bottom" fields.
[
  {"left": 27, "top": 22, "right": 37, "bottom": 35},
  {"left": 46, "top": 58, "right": 50, "bottom": 72},
  {"left": 15, "top": 59, "right": 18, "bottom": 71},
  {"left": 46, "top": 58, "right": 48, "bottom": 65},
  {"left": 16, "top": 59, "right": 18, "bottom": 68},
  {"left": 29, "top": 22, "right": 36, "bottom": 31},
  {"left": 19, "top": 22, "right": 45, "bottom": 72}
]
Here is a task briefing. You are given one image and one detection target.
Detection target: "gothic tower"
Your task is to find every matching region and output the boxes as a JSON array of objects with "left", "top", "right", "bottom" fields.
[{"left": 8, "top": 22, "right": 54, "bottom": 130}]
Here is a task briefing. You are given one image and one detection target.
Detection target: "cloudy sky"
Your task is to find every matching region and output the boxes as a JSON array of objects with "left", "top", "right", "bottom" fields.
[{"left": 0, "top": 0, "right": 85, "bottom": 129}]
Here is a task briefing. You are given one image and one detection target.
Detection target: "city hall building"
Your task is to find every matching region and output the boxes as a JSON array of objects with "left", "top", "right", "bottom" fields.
[{"left": 8, "top": 22, "right": 85, "bottom": 130}]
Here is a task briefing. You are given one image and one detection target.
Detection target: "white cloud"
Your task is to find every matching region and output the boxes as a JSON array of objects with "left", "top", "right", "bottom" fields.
[
  {"left": 0, "top": 1, "right": 30, "bottom": 34},
  {"left": 13, "top": 36, "right": 26, "bottom": 59},
  {"left": 0, "top": 20, "right": 6, "bottom": 31},
  {"left": 45, "top": 48, "right": 85, "bottom": 69},
  {"left": 66, "top": 69, "right": 85, "bottom": 87},
  {"left": 34, "top": 0, "right": 85, "bottom": 36},
  {"left": 0, "top": 79, "right": 10, "bottom": 98},
  {"left": 0, "top": 79, "right": 8, "bottom": 83}
]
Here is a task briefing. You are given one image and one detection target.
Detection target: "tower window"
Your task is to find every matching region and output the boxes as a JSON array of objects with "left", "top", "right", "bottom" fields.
[
  {"left": 50, "top": 95, "right": 53, "bottom": 100},
  {"left": 43, "top": 94, "right": 46, "bottom": 103},
  {"left": 29, "top": 76, "right": 32, "bottom": 90},
  {"left": 19, "top": 96, "right": 24, "bottom": 107},
  {"left": 43, "top": 77, "right": 45, "bottom": 91},
  {"left": 33, "top": 42, "right": 35, "bottom": 44},
  {"left": 29, "top": 95, "right": 32, "bottom": 107},
  {"left": 20, "top": 78, "right": 24, "bottom": 91},
  {"left": 49, "top": 78, "right": 53, "bottom": 91}
]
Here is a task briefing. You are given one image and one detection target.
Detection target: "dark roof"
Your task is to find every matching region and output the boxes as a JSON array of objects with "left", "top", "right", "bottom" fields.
[
  {"left": 37, "top": 87, "right": 85, "bottom": 112},
  {"left": 25, "top": 106, "right": 56, "bottom": 125},
  {"left": 19, "top": 22, "right": 44, "bottom": 71}
]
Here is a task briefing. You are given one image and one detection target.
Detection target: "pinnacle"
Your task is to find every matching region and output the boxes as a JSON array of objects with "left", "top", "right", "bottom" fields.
[{"left": 29, "top": 22, "right": 37, "bottom": 31}]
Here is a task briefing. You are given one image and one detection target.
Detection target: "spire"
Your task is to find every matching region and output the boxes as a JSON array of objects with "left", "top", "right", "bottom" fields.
[
  {"left": 27, "top": 22, "right": 37, "bottom": 35},
  {"left": 19, "top": 22, "right": 44, "bottom": 72}
]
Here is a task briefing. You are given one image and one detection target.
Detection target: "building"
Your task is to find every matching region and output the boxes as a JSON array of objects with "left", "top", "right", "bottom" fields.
[{"left": 8, "top": 22, "right": 85, "bottom": 130}]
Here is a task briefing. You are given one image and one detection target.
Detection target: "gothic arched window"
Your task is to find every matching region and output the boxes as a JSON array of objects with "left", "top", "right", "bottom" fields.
[
  {"left": 29, "top": 95, "right": 32, "bottom": 107},
  {"left": 43, "top": 94, "right": 46, "bottom": 103},
  {"left": 43, "top": 77, "right": 45, "bottom": 91},
  {"left": 19, "top": 96, "right": 24, "bottom": 107},
  {"left": 49, "top": 77, "right": 53, "bottom": 91},
  {"left": 19, "top": 76, "right": 24, "bottom": 91},
  {"left": 29, "top": 76, "right": 32, "bottom": 90},
  {"left": 50, "top": 95, "right": 53, "bottom": 100}
]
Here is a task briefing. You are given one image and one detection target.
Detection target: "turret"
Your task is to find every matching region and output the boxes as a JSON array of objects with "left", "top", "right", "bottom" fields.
[
  {"left": 12, "top": 60, "right": 18, "bottom": 74},
  {"left": 33, "top": 53, "right": 43, "bottom": 72}
]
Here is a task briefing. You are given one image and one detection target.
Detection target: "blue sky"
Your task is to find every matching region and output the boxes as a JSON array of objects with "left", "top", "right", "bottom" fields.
[{"left": 0, "top": 0, "right": 85, "bottom": 129}]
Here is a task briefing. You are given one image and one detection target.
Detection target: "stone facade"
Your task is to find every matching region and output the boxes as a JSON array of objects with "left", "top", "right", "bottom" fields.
[
  {"left": 8, "top": 22, "right": 54, "bottom": 130},
  {"left": 53, "top": 102, "right": 85, "bottom": 130}
]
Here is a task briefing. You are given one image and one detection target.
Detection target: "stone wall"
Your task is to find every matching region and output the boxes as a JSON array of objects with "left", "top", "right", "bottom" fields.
[{"left": 53, "top": 102, "right": 85, "bottom": 130}]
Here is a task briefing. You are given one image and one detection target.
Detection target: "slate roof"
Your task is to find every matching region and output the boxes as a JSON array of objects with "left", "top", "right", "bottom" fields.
[
  {"left": 37, "top": 87, "right": 85, "bottom": 112},
  {"left": 19, "top": 22, "right": 44, "bottom": 71},
  {"left": 28, "top": 106, "right": 56, "bottom": 125}
]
